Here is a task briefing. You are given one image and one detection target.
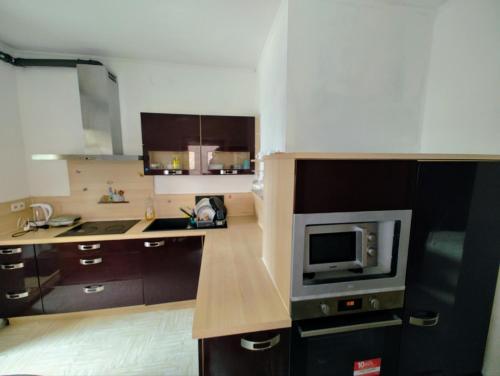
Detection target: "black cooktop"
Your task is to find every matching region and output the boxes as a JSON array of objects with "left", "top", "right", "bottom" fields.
[{"left": 57, "top": 220, "right": 140, "bottom": 237}]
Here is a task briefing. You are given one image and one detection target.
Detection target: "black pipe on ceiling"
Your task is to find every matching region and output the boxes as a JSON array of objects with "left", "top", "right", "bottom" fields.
[{"left": 0, "top": 50, "right": 116, "bottom": 81}]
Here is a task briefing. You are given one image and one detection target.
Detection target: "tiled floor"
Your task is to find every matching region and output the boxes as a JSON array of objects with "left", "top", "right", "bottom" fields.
[{"left": 0, "top": 302, "right": 198, "bottom": 376}]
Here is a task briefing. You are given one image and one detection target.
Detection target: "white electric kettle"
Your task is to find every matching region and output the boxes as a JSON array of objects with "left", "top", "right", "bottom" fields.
[{"left": 30, "top": 203, "right": 53, "bottom": 227}]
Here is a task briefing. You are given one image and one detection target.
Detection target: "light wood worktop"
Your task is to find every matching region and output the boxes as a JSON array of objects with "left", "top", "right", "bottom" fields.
[
  {"left": 0, "top": 216, "right": 291, "bottom": 339},
  {"left": 264, "top": 152, "right": 500, "bottom": 161}
]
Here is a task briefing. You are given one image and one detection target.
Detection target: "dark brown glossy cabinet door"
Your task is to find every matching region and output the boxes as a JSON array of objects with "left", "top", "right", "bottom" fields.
[
  {"left": 141, "top": 113, "right": 200, "bottom": 151},
  {"left": 399, "top": 162, "right": 500, "bottom": 375},
  {"left": 36, "top": 240, "right": 143, "bottom": 314},
  {"left": 141, "top": 113, "right": 201, "bottom": 175},
  {"left": 200, "top": 328, "right": 290, "bottom": 376},
  {"left": 0, "top": 245, "right": 43, "bottom": 318},
  {"left": 294, "top": 160, "right": 417, "bottom": 213},
  {"left": 142, "top": 236, "right": 203, "bottom": 305},
  {"left": 201, "top": 116, "right": 255, "bottom": 153}
]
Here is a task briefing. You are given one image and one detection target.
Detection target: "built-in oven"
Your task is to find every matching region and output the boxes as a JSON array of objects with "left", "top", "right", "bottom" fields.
[{"left": 291, "top": 309, "right": 402, "bottom": 376}]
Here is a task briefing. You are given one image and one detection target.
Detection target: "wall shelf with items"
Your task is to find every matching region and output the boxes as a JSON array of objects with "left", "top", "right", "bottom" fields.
[{"left": 140, "top": 113, "right": 255, "bottom": 176}]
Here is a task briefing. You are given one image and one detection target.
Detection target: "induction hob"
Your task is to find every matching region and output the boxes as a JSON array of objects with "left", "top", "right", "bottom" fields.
[{"left": 57, "top": 220, "right": 140, "bottom": 237}]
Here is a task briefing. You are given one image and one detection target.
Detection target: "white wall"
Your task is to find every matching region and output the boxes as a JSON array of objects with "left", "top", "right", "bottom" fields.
[
  {"left": 103, "top": 58, "right": 257, "bottom": 194},
  {"left": 0, "top": 60, "right": 29, "bottom": 201},
  {"left": 285, "top": 0, "right": 436, "bottom": 152},
  {"left": 257, "top": 0, "right": 288, "bottom": 155},
  {"left": 11, "top": 54, "right": 257, "bottom": 196},
  {"left": 420, "top": 0, "right": 500, "bottom": 153},
  {"left": 16, "top": 67, "right": 83, "bottom": 196},
  {"left": 102, "top": 59, "right": 257, "bottom": 156}
]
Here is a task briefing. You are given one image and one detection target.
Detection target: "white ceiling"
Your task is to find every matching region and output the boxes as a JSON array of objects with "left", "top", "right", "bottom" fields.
[{"left": 0, "top": 0, "right": 281, "bottom": 69}]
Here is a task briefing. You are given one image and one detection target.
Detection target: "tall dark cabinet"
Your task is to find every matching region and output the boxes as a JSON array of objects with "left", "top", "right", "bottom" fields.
[{"left": 400, "top": 162, "right": 500, "bottom": 375}]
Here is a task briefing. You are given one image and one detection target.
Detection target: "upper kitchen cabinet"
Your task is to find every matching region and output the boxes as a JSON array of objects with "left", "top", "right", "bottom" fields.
[
  {"left": 141, "top": 113, "right": 201, "bottom": 175},
  {"left": 201, "top": 115, "right": 255, "bottom": 175},
  {"left": 140, "top": 113, "right": 256, "bottom": 176}
]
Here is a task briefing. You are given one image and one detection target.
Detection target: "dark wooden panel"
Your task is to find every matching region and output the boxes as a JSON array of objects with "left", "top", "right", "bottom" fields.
[
  {"left": 46, "top": 239, "right": 141, "bottom": 258},
  {"left": 200, "top": 328, "right": 290, "bottom": 376},
  {"left": 37, "top": 245, "right": 142, "bottom": 285},
  {"left": 41, "top": 279, "right": 143, "bottom": 314},
  {"left": 294, "top": 160, "right": 417, "bottom": 213},
  {"left": 0, "top": 245, "right": 43, "bottom": 318},
  {"left": 399, "top": 162, "right": 500, "bottom": 375},
  {"left": 201, "top": 115, "right": 255, "bottom": 153},
  {"left": 141, "top": 113, "right": 200, "bottom": 151},
  {"left": 143, "top": 236, "right": 203, "bottom": 305}
]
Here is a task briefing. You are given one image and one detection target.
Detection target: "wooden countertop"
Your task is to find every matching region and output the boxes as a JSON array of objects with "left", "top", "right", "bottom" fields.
[
  {"left": 0, "top": 216, "right": 291, "bottom": 339},
  {"left": 264, "top": 152, "right": 500, "bottom": 161}
]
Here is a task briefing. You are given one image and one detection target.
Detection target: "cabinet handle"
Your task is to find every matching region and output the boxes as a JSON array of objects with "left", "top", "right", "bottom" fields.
[
  {"left": 409, "top": 311, "right": 439, "bottom": 327},
  {"left": 79, "top": 258, "right": 102, "bottom": 266},
  {"left": 240, "top": 334, "right": 280, "bottom": 351},
  {"left": 6, "top": 291, "right": 29, "bottom": 300},
  {"left": 0, "top": 248, "right": 22, "bottom": 255},
  {"left": 144, "top": 240, "right": 165, "bottom": 248},
  {"left": 78, "top": 244, "right": 101, "bottom": 251},
  {"left": 0, "top": 262, "right": 24, "bottom": 270},
  {"left": 83, "top": 285, "right": 104, "bottom": 294}
]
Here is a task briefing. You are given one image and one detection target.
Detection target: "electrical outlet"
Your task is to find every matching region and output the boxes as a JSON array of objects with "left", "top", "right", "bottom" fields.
[{"left": 10, "top": 201, "right": 26, "bottom": 212}]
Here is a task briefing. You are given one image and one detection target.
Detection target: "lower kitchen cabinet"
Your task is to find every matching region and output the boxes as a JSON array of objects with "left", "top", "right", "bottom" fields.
[
  {"left": 399, "top": 162, "right": 500, "bottom": 375},
  {"left": 142, "top": 236, "right": 203, "bottom": 305},
  {"left": 40, "top": 279, "right": 143, "bottom": 314},
  {"left": 199, "top": 328, "right": 290, "bottom": 376},
  {"left": 0, "top": 245, "right": 43, "bottom": 318}
]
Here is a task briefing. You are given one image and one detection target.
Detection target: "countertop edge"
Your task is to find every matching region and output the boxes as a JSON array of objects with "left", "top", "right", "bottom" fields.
[{"left": 192, "top": 318, "right": 292, "bottom": 340}]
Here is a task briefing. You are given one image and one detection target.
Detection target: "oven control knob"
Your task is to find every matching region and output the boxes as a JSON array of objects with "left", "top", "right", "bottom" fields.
[
  {"left": 367, "top": 247, "right": 376, "bottom": 257},
  {"left": 369, "top": 297, "right": 380, "bottom": 310},
  {"left": 320, "top": 303, "right": 330, "bottom": 315},
  {"left": 368, "top": 233, "right": 376, "bottom": 241}
]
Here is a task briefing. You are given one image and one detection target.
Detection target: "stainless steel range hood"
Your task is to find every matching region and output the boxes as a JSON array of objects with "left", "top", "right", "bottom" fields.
[{"left": 31, "top": 64, "right": 141, "bottom": 161}]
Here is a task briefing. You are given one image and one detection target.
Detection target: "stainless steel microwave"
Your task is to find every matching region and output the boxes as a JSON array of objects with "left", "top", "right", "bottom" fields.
[
  {"left": 292, "top": 210, "right": 412, "bottom": 300},
  {"left": 304, "top": 222, "right": 378, "bottom": 272}
]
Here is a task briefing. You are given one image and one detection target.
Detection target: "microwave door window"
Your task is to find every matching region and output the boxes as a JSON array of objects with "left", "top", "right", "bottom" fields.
[{"left": 309, "top": 232, "right": 357, "bottom": 265}]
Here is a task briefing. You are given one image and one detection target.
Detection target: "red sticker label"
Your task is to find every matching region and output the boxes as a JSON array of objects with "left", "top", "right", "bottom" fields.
[{"left": 353, "top": 358, "right": 382, "bottom": 376}]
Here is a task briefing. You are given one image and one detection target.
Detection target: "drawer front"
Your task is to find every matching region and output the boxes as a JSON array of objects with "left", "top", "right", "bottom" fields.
[
  {"left": 0, "top": 286, "right": 44, "bottom": 318},
  {"left": 0, "top": 245, "right": 28, "bottom": 264},
  {"left": 41, "top": 279, "right": 143, "bottom": 314},
  {"left": 46, "top": 240, "right": 141, "bottom": 258},
  {"left": 36, "top": 243, "right": 142, "bottom": 285},
  {"left": 0, "top": 258, "right": 39, "bottom": 291}
]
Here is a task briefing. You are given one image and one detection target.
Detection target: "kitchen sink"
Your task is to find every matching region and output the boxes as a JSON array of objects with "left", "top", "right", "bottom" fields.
[
  {"left": 143, "top": 217, "right": 228, "bottom": 232},
  {"left": 143, "top": 218, "right": 193, "bottom": 232}
]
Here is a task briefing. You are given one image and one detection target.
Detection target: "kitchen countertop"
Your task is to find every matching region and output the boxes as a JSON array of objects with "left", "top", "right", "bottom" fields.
[{"left": 0, "top": 216, "right": 291, "bottom": 339}]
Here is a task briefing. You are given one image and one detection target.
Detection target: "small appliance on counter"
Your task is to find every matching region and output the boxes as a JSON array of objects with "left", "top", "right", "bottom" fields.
[
  {"left": 30, "top": 203, "right": 53, "bottom": 227},
  {"left": 47, "top": 215, "right": 81, "bottom": 227}
]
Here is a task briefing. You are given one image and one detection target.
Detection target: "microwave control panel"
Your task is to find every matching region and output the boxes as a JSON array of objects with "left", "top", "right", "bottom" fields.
[{"left": 291, "top": 290, "right": 405, "bottom": 320}]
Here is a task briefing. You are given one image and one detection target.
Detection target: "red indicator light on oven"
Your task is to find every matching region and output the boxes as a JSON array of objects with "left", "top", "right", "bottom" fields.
[{"left": 346, "top": 300, "right": 355, "bottom": 307}]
